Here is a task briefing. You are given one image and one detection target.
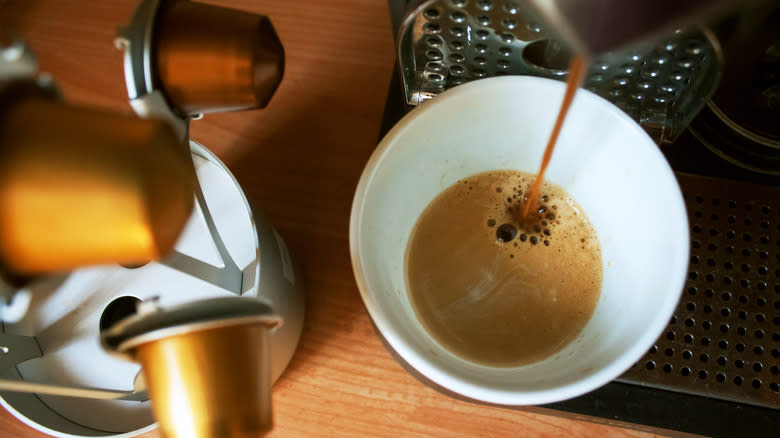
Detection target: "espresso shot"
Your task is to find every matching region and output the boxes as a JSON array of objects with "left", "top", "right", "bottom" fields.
[{"left": 405, "top": 170, "right": 602, "bottom": 367}]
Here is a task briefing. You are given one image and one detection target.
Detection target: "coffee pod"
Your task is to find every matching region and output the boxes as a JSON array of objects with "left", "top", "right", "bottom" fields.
[
  {"left": 154, "top": 0, "right": 285, "bottom": 115},
  {"left": 0, "top": 92, "right": 196, "bottom": 275},
  {"left": 103, "top": 297, "right": 282, "bottom": 438},
  {"left": 131, "top": 323, "right": 274, "bottom": 438}
]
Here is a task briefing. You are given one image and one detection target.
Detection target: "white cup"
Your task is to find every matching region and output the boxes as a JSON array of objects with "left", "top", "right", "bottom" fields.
[{"left": 350, "top": 76, "right": 689, "bottom": 405}]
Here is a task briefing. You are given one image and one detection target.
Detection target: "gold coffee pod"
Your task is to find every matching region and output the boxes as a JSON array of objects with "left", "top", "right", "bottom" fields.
[
  {"left": 104, "top": 298, "right": 281, "bottom": 438},
  {"left": 154, "top": 0, "right": 285, "bottom": 115},
  {"left": 132, "top": 322, "right": 273, "bottom": 438},
  {"left": 0, "top": 94, "right": 196, "bottom": 274}
]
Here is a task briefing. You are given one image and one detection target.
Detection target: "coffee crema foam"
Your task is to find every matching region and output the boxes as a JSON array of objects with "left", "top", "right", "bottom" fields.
[{"left": 405, "top": 170, "right": 602, "bottom": 367}]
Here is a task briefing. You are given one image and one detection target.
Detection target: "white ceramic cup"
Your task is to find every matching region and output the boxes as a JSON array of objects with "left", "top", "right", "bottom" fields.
[{"left": 350, "top": 76, "right": 689, "bottom": 405}]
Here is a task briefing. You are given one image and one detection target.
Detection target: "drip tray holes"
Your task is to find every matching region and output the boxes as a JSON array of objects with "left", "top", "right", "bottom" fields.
[{"left": 620, "top": 174, "right": 780, "bottom": 409}]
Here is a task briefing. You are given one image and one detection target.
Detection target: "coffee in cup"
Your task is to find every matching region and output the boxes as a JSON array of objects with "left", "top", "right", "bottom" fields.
[{"left": 406, "top": 169, "right": 601, "bottom": 367}]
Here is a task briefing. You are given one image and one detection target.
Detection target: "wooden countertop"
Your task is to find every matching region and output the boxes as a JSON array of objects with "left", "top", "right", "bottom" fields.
[{"left": 1, "top": 1, "right": 672, "bottom": 437}]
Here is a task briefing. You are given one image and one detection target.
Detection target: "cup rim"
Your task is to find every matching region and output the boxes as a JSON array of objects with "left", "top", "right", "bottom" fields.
[{"left": 349, "top": 75, "right": 689, "bottom": 405}]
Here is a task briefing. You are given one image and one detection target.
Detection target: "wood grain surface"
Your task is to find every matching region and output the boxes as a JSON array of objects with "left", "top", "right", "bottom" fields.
[{"left": 0, "top": 1, "right": 675, "bottom": 437}]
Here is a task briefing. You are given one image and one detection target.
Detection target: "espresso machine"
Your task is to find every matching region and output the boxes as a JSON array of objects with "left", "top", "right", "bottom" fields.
[
  {"left": 382, "top": 1, "right": 779, "bottom": 436},
  {"left": 0, "top": 1, "right": 303, "bottom": 437}
]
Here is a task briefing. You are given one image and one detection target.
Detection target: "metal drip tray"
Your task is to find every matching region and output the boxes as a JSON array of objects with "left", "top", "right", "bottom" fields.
[
  {"left": 618, "top": 173, "right": 780, "bottom": 410},
  {"left": 396, "top": 0, "right": 721, "bottom": 143}
]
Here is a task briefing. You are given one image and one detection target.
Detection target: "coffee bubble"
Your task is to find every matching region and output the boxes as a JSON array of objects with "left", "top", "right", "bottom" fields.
[{"left": 497, "top": 223, "right": 518, "bottom": 242}]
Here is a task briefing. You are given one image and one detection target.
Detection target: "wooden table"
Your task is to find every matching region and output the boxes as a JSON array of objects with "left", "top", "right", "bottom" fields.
[{"left": 1, "top": 1, "right": 673, "bottom": 437}]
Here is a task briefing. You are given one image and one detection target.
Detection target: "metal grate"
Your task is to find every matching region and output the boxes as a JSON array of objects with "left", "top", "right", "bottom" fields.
[
  {"left": 397, "top": 0, "right": 722, "bottom": 142},
  {"left": 619, "top": 173, "right": 780, "bottom": 410}
]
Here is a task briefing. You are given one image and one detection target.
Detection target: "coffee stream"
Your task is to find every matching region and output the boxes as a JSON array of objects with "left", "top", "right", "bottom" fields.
[{"left": 519, "top": 55, "right": 588, "bottom": 222}]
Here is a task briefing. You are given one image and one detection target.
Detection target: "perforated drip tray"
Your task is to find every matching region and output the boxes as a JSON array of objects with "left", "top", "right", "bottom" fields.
[{"left": 617, "top": 173, "right": 780, "bottom": 410}]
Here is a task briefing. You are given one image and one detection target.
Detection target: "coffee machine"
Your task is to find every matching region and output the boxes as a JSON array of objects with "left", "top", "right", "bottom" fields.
[
  {"left": 382, "top": 1, "right": 779, "bottom": 436},
  {"left": 0, "top": 1, "right": 304, "bottom": 437}
]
